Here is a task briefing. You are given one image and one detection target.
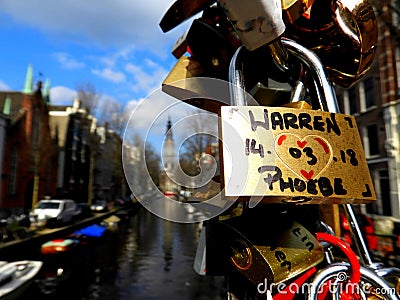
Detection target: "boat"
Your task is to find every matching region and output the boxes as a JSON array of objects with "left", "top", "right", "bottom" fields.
[
  {"left": 101, "top": 215, "right": 121, "bottom": 229},
  {"left": 0, "top": 260, "right": 43, "bottom": 300},
  {"left": 72, "top": 224, "right": 107, "bottom": 238},
  {"left": 41, "top": 238, "right": 79, "bottom": 255}
]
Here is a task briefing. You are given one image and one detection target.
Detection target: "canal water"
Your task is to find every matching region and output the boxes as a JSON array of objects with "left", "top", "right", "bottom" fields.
[{"left": 27, "top": 207, "right": 226, "bottom": 300}]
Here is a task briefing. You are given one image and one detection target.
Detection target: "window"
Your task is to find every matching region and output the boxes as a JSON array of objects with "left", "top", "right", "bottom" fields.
[
  {"left": 396, "top": 47, "right": 400, "bottom": 95},
  {"left": 379, "top": 169, "right": 391, "bottom": 216},
  {"left": 8, "top": 148, "right": 18, "bottom": 195},
  {"left": 36, "top": 201, "right": 61, "bottom": 209},
  {"left": 45, "top": 161, "right": 52, "bottom": 195},
  {"left": 336, "top": 94, "right": 345, "bottom": 114},
  {"left": 363, "top": 78, "right": 375, "bottom": 109},
  {"left": 393, "top": 0, "right": 399, "bottom": 28},
  {"left": 347, "top": 87, "right": 358, "bottom": 115},
  {"left": 364, "top": 124, "right": 379, "bottom": 157},
  {"left": 366, "top": 169, "right": 391, "bottom": 216}
]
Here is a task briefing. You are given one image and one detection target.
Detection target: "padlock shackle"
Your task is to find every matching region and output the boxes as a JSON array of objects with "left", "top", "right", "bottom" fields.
[
  {"left": 280, "top": 39, "right": 374, "bottom": 268},
  {"left": 228, "top": 38, "right": 340, "bottom": 113},
  {"left": 280, "top": 38, "right": 339, "bottom": 113},
  {"left": 228, "top": 45, "right": 247, "bottom": 106},
  {"left": 227, "top": 37, "right": 374, "bottom": 268}
]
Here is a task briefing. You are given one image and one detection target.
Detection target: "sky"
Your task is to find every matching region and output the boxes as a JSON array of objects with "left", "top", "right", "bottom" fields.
[{"left": 0, "top": 0, "right": 202, "bottom": 149}]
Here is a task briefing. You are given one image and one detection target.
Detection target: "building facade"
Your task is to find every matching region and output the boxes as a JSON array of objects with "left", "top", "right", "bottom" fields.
[
  {"left": 335, "top": 1, "right": 400, "bottom": 219},
  {"left": 49, "top": 99, "right": 96, "bottom": 202},
  {"left": 0, "top": 66, "right": 58, "bottom": 209},
  {"left": 159, "top": 118, "right": 179, "bottom": 194},
  {"left": 93, "top": 124, "right": 127, "bottom": 202}
]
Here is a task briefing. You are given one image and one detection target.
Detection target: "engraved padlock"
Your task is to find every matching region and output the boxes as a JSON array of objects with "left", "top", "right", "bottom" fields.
[
  {"left": 214, "top": 218, "right": 324, "bottom": 286},
  {"left": 220, "top": 39, "right": 377, "bottom": 205},
  {"left": 217, "top": 0, "right": 285, "bottom": 51}
]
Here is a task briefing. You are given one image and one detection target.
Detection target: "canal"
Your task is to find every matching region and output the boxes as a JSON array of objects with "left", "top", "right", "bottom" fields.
[{"left": 26, "top": 206, "right": 226, "bottom": 300}]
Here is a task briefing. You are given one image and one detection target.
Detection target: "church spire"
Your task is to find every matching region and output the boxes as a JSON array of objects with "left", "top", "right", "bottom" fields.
[
  {"left": 165, "top": 116, "right": 173, "bottom": 141},
  {"left": 43, "top": 78, "right": 51, "bottom": 104},
  {"left": 23, "top": 64, "right": 33, "bottom": 94}
]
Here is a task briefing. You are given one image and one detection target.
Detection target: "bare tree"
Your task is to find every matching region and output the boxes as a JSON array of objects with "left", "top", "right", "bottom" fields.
[
  {"left": 145, "top": 142, "right": 161, "bottom": 187},
  {"left": 125, "top": 132, "right": 161, "bottom": 189},
  {"left": 75, "top": 82, "right": 129, "bottom": 136},
  {"left": 178, "top": 109, "right": 218, "bottom": 177},
  {"left": 76, "top": 81, "right": 102, "bottom": 115},
  {"left": 97, "top": 97, "right": 126, "bottom": 136}
]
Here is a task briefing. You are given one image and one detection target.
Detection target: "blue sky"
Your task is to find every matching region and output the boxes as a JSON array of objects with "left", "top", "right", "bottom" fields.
[{"left": 0, "top": 0, "right": 201, "bottom": 149}]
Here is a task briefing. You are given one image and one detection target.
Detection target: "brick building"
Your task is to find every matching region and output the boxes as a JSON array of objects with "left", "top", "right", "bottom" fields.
[
  {"left": 335, "top": 1, "right": 400, "bottom": 219},
  {"left": 0, "top": 65, "right": 58, "bottom": 209}
]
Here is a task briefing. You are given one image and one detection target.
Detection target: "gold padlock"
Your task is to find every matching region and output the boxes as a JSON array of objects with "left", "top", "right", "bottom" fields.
[
  {"left": 220, "top": 105, "right": 377, "bottom": 204},
  {"left": 218, "top": 219, "right": 324, "bottom": 286},
  {"left": 162, "top": 55, "right": 237, "bottom": 114}
]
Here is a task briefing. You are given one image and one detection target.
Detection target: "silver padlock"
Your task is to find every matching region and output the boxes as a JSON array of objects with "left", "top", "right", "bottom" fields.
[
  {"left": 228, "top": 39, "right": 338, "bottom": 112},
  {"left": 217, "top": 0, "right": 285, "bottom": 51}
]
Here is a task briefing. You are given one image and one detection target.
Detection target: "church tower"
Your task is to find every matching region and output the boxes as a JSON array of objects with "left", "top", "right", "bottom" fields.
[
  {"left": 161, "top": 117, "right": 178, "bottom": 195},
  {"left": 162, "top": 117, "right": 176, "bottom": 173}
]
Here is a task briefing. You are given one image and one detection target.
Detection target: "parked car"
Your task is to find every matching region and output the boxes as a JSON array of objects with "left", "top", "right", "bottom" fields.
[
  {"left": 30, "top": 199, "right": 80, "bottom": 228},
  {"left": 90, "top": 200, "right": 108, "bottom": 213},
  {"left": 76, "top": 203, "right": 93, "bottom": 220},
  {"left": 0, "top": 208, "right": 31, "bottom": 242}
]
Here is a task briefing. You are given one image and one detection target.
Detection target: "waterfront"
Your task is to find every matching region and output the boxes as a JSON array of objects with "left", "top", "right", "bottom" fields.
[{"left": 24, "top": 207, "right": 225, "bottom": 300}]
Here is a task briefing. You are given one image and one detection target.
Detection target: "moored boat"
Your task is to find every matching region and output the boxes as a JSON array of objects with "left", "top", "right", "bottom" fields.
[
  {"left": 0, "top": 260, "right": 43, "bottom": 300},
  {"left": 41, "top": 238, "right": 79, "bottom": 255}
]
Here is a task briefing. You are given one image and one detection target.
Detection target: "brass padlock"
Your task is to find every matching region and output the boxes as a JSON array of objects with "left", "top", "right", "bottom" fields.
[
  {"left": 222, "top": 37, "right": 377, "bottom": 205},
  {"left": 216, "top": 219, "right": 324, "bottom": 286},
  {"left": 220, "top": 105, "right": 377, "bottom": 204},
  {"left": 162, "top": 56, "right": 231, "bottom": 114}
]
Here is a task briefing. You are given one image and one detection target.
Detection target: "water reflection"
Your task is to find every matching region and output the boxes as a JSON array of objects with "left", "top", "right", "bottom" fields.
[
  {"left": 23, "top": 205, "right": 225, "bottom": 299},
  {"left": 84, "top": 208, "right": 225, "bottom": 300}
]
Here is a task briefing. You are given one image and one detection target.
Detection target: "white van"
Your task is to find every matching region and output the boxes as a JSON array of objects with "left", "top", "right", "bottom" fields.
[{"left": 30, "top": 199, "right": 80, "bottom": 228}]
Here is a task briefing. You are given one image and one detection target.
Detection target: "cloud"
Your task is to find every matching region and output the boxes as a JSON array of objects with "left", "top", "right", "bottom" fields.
[
  {"left": 92, "top": 68, "right": 126, "bottom": 83},
  {"left": 123, "top": 90, "right": 197, "bottom": 148},
  {"left": 50, "top": 86, "right": 76, "bottom": 105},
  {"left": 125, "top": 61, "right": 169, "bottom": 94},
  {"left": 53, "top": 52, "right": 85, "bottom": 70},
  {"left": 0, "top": 0, "right": 181, "bottom": 52},
  {"left": 0, "top": 80, "right": 11, "bottom": 91}
]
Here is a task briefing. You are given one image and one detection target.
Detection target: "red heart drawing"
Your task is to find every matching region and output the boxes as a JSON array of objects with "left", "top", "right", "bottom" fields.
[
  {"left": 300, "top": 170, "right": 314, "bottom": 181},
  {"left": 297, "top": 141, "right": 307, "bottom": 148},
  {"left": 274, "top": 134, "right": 333, "bottom": 180}
]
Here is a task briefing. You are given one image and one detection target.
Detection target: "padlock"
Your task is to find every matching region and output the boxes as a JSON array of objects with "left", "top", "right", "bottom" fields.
[
  {"left": 207, "top": 214, "right": 324, "bottom": 286},
  {"left": 283, "top": 0, "right": 378, "bottom": 88},
  {"left": 186, "top": 19, "right": 234, "bottom": 79},
  {"left": 281, "top": 0, "right": 316, "bottom": 23},
  {"left": 171, "top": 29, "right": 189, "bottom": 59},
  {"left": 159, "top": 0, "right": 216, "bottom": 33},
  {"left": 250, "top": 82, "right": 292, "bottom": 107},
  {"left": 219, "top": 39, "right": 377, "bottom": 204},
  {"left": 217, "top": 0, "right": 285, "bottom": 51},
  {"left": 162, "top": 56, "right": 235, "bottom": 114}
]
